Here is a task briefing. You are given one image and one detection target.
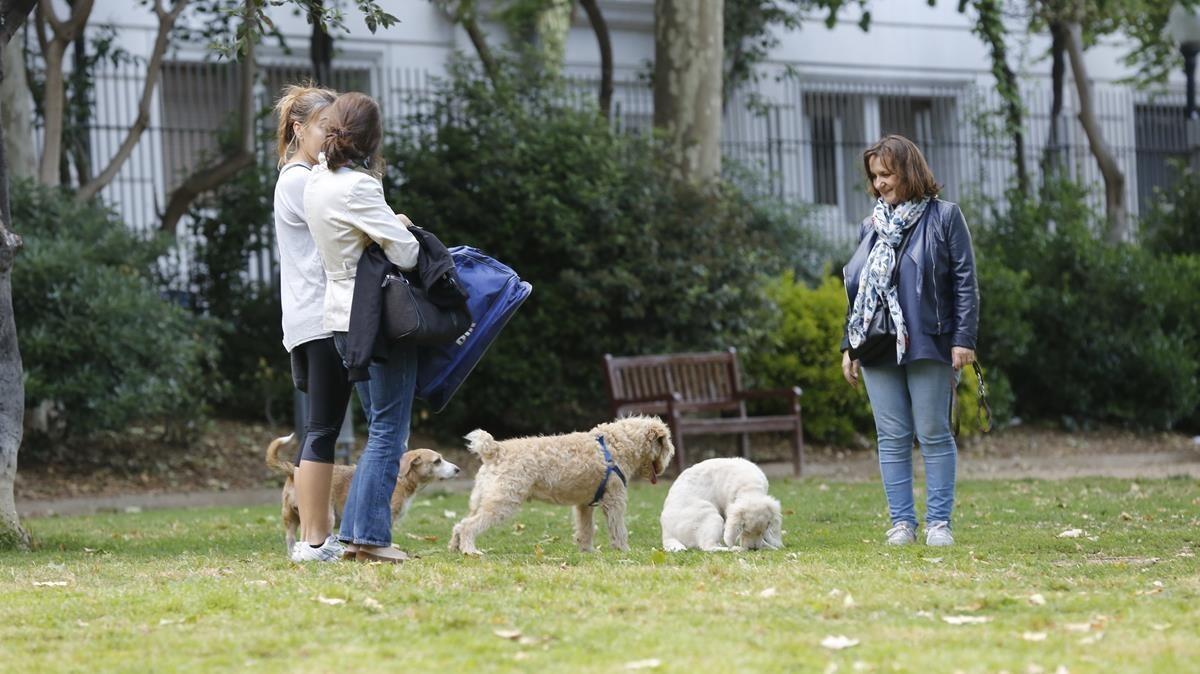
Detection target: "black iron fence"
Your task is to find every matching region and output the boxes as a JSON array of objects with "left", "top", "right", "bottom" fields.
[{"left": 35, "top": 58, "right": 1191, "bottom": 287}]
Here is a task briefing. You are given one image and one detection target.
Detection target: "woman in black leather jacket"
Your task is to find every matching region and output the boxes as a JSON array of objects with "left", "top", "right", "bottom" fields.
[{"left": 840, "top": 135, "right": 979, "bottom": 547}]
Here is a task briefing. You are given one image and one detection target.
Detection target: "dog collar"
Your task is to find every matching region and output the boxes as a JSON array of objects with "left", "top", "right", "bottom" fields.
[{"left": 589, "top": 435, "right": 627, "bottom": 507}]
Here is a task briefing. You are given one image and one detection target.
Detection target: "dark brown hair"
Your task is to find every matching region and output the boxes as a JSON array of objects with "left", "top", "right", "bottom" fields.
[
  {"left": 321, "top": 92, "right": 384, "bottom": 175},
  {"left": 274, "top": 83, "right": 336, "bottom": 168},
  {"left": 862, "top": 134, "right": 940, "bottom": 202}
]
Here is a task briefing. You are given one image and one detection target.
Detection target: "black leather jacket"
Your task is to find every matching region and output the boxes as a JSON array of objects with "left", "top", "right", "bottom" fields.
[{"left": 841, "top": 198, "right": 980, "bottom": 351}]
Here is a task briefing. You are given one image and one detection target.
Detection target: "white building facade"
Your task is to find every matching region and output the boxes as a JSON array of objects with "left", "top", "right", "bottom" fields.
[{"left": 47, "top": 0, "right": 1192, "bottom": 253}]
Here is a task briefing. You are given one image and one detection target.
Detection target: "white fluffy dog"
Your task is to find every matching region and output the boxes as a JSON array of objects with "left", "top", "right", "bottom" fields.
[
  {"left": 449, "top": 416, "right": 675, "bottom": 555},
  {"left": 660, "top": 457, "right": 783, "bottom": 552}
]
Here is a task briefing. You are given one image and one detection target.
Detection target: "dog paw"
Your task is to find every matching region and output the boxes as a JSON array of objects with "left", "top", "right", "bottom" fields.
[{"left": 662, "top": 540, "right": 687, "bottom": 552}]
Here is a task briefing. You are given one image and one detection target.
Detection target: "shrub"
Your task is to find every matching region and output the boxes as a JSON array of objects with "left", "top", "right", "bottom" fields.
[
  {"left": 1140, "top": 163, "right": 1200, "bottom": 256},
  {"left": 385, "top": 61, "right": 808, "bottom": 436},
  {"left": 742, "top": 272, "right": 873, "bottom": 444},
  {"left": 185, "top": 157, "right": 293, "bottom": 423},
  {"left": 11, "top": 180, "right": 218, "bottom": 457},
  {"left": 973, "top": 181, "right": 1200, "bottom": 429}
]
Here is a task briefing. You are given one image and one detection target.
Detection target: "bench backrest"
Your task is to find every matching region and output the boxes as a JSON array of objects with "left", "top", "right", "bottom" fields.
[{"left": 602, "top": 348, "right": 744, "bottom": 418}]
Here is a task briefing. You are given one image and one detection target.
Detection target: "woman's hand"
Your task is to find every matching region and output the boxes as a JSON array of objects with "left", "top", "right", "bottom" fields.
[
  {"left": 842, "top": 351, "right": 860, "bottom": 389},
  {"left": 395, "top": 212, "right": 414, "bottom": 228},
  {"left": 952, "top": 346, "right": 975, "bottom": 370}
]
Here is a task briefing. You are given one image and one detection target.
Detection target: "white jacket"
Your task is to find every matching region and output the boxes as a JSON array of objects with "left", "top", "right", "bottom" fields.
[{"left": 303, "top": 156, "right": 420, "bottom": 332}]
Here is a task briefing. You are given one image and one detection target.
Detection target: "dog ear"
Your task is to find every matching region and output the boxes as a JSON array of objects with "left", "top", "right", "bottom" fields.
[{"left": 400, "top": 450, "right": 422, "bottom": 476}]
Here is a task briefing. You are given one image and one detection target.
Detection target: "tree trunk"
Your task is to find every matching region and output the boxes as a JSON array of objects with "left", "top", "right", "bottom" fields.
[
  {"left": 1, "top": 31, "right": 36, "bottom": 181},
  {"left": 579, "top": 0, "right": 612, "bottom": 118},
  {"left": 1064, "top": 21, "right": 1127, "bottom": 243},
  {"left": 653, "top": 0, "right": 723, "bottom": 183},
  {"left": 1039, "top": 20, "right": 1066, "bottom": 195},
  {"left": 160, "top": 1, "right": 256, "bottom": 234},
  {"left": 309, "top": 0, "right": 332, "bottom": 86},
  {"left": 0, "top": 0, "right": 37, "bottom": 549},
  {"left": 68, "top": 27, "right": 91, "bottom": 185},
  {"left": 970, "top": 0, "right": 1026, "bottom": 194},
  {"left": 34, "top": 0, "right": 94, "bottom": 188},
  {"left": 76, "top": 0, "right": 189, "bottom": 202},
  {"left": 535, "top": 0, "right": 572, "bottom": 75}
]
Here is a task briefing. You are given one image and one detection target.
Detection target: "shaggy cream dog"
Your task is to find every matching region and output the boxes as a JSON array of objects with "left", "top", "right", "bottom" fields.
[
  {"left": 449, "top": 416, "right": 675, "bottom": 555},
  {"left": 660, "top": 457, "right": 783, "bottom": 552}
]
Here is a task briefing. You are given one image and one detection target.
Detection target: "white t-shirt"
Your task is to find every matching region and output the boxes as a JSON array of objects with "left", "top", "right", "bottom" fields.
[{"left": 274, "top": 161, "right": 332, "bottom": 352}]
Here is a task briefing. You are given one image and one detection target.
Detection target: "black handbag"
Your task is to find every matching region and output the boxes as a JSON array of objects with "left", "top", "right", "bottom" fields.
[
  {"left": 848, "top": 225, "right": 917, "bottom": 363},
  {"left": 381, "top": 272, "right": 474, "bottom": 345}
]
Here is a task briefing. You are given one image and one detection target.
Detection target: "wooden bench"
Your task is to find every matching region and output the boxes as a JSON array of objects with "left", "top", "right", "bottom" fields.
[{"left": 602, "top": 348, "right": 804, "bottom": 476}]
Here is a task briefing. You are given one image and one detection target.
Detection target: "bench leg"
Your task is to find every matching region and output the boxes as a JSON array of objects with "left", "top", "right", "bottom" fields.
[
  {"left": 739, "top": 432, "right": 750, "bottom": 460},
  {"left": 673, "top": 429, "right": 687, "bottom": 475},
  {"left": 793, "top": 418, "right": 804, "bottom": 478}
]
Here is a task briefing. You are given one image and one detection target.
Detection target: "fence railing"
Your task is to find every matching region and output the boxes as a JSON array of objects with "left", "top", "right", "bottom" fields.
[{"left": 33, "top": 58, "right": 1192, "bottom": 289}]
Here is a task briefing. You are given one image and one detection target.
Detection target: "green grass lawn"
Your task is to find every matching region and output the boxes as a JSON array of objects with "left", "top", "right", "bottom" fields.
[{"left": 2, "top": 477, "right": 1197, "bottom": 673}]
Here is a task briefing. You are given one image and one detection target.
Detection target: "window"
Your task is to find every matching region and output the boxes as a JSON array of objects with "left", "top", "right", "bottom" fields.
[{"left": 1134, "top": 103, "right": 1188, "bottom": 211}]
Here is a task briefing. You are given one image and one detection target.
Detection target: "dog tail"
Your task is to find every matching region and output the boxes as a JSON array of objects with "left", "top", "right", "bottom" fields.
[
  {"left": 265, "top": 433, "right": 297, "bottom": 476},
  {"left": 464, "top": 429, "right": 500, "bottom": 463}
]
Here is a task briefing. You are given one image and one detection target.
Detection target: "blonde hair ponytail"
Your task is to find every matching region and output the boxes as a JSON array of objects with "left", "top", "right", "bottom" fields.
[{"left": 274, "top": 83, "right": 337, "bottom": 168}]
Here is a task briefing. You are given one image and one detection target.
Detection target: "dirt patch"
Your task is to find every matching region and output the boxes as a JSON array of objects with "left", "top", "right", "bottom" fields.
[{"left": 13, "top": 420, "right": 1200, "bottom": 515}]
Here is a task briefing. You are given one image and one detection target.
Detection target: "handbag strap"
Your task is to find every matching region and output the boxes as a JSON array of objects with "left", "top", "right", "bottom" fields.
[{"left": 951, "top": 361, "right": 993, "bottom": 436}]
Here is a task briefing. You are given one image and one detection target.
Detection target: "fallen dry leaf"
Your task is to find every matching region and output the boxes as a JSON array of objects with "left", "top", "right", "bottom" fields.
[
  {"left": 404, "top": 533, "right": 439, "bottom": 542},
  {"left": 1120, "top": 512, "right": 1133, "bottom": 521},
  {"left": 316, "top": 596, "right": 346, "bottom": 606},
  {"left": 158, "top": 618, "right": 183, "bottom": 626},
  {"left": 915, "top": 610, "right": 935, "bottom": 619},
  {"left": 1150, "top": 623, "right": 1172, "bottom": 631},
  {"left": 922, "top": 557, "right": 943, "bottom": 564},
  {"left": 1023, "top": 631, "right": 1048, "bottom": 641},
  {"left": 1079, "top": 632, "right": 1105, "bottom": 645},
  {"left": 1058, "top": 528, "right": 1084, "bottom": 539},
  {"left": 942, "top": 615, "right": 992, "bottom": 625},
  {"left": 843, "top": 592, "right": 856, "bottom": 608},
  {"left": 493, "top": 628, "right": 522, "bottom": 640},
  {"left": 760, "top": 587, "right": 777, "bottom": 598},
  {"left": 1028, "top": 593, "right": 1047, "bottom": 606},
  {"left": 624, "top": 659, "right": 662, "bottom": 670},
  {"left": 443, "top": 510, "right": 457, "bottom": 519},
  {"left": 362, "top": 597, "right": 384, "bottom": 612},
  {"left": 244, "top": 580, "right": 268, "bottom": 587},
  {"left": 820, "top": 635, "right": 860, "bottom": 650},
  {"left": 32, "top": 581, "right": 69, "bottom": 587}
]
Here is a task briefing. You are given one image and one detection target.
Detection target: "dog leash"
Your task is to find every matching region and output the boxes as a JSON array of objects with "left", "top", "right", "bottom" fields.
[{"left": 589, "top": 435, "right": 627, "bottom": 507}]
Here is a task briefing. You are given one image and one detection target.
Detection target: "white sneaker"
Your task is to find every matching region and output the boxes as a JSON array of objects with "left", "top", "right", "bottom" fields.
[
  {"left": 885, "top": 521, "right": 917, "bottom": 545},
  {"left": 290, "top": 535, "right": 346, "bottom": 563},
  {"left": 926, "top": 521, "right": 954, "bottom": 547}
]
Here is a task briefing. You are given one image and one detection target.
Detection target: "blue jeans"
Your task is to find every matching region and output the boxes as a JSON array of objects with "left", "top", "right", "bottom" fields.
[
  {"left": 861, "top": 359, "right": 958, "bottom": 528},
  {"left": 333, "top": 333, "right": 417, "bottom": 547}
]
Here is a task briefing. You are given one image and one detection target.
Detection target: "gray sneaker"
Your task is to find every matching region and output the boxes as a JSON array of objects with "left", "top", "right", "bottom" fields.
[
  {"left": 290, "top": 535, "right": 346, "bottom": 563},
  {"left": 926, "top": 521, "right": 954, "bottom": 547},
  {"left": 885, "top": 521, "right": 917, "bottom": 545}
]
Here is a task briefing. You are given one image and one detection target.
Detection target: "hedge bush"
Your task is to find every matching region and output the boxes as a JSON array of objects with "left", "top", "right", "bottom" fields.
[
  {"left": 11, "top": 181, "right": 218, "bottom": 458},
  {"left": 973, "top": 181, "right": 1200, "bottom": 430},
  {"left": 384, "top": 62, "right": 814, "bottom": 436}
]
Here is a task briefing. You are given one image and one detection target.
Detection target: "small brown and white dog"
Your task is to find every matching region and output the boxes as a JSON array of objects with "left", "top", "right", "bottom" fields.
[
  {"left": 265, "top": 433, "right": 461, "bottom": 552},
  {"left": 449, "top": 416, "right": 675, "bottom": 555},
  {"left": 660, "top": 457, "right": 783, "bottom": 552}
]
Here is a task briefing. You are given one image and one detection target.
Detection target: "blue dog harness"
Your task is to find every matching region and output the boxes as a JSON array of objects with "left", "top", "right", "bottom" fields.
[{"left": 589, "top": 435, "right": 627, "bottom": 507}]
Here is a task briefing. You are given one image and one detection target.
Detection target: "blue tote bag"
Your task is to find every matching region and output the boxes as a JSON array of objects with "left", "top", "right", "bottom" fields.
[{"left": 416, "top": 246, "right": 532, "bottom": 412}]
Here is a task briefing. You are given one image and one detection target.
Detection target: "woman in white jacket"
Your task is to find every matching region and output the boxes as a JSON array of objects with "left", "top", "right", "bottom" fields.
[
  {"left": 272, "top": 84, "right": 350, "bottom": 563},
  {"left": 304, "top": 92, "right": 420, "bottom": 563}
]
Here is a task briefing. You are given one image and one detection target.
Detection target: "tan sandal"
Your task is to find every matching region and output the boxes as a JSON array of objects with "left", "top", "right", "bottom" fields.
[{"left": 354, "top": 546, "right": 409, "bottom": 564}]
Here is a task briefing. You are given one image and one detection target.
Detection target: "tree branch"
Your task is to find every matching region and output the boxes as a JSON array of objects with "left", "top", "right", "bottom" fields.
[
  {"left": 1063, "top": 21, "right": 1127, "bottom": 243},
  {"left": 160, "top": 0, "right": 256, "bottom": 234},
  {"left": 76, "top": 0, "right": 189, "bottom": 201},
  {"left": 579, "top": 0, "right": 612, "bottom": 118},
  {"left": 0, "top": 0, "right": 38, "bottom": 46}
]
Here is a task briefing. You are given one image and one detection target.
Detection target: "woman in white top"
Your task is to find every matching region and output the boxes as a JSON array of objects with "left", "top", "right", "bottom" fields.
[
  {"left": 304, "top": 92, "right": 420, "bottom": 563},
  {"left": 272, "top": 84, "right": 351, "bottom": 563}
]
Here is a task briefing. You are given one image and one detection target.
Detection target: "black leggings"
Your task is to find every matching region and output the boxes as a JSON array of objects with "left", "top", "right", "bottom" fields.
[{"left": 293, "top": 337, "right": 353, "bottom": 465}]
